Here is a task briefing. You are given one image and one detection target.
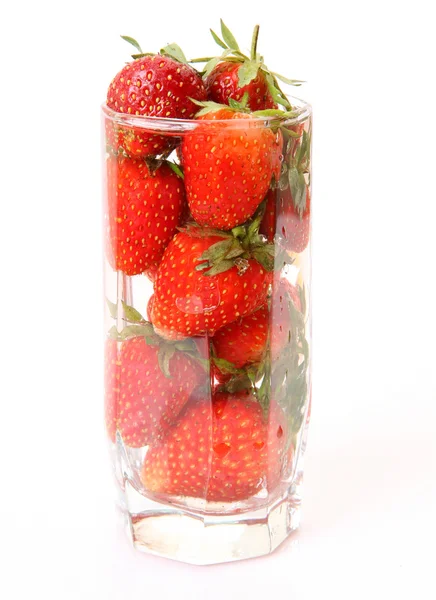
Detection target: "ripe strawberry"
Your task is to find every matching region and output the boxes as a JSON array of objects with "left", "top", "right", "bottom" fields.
[
  {"left": 146, "top": 294, "right": 155, "bottom": 321},
  {"left": 205, "top": 61, "right": 276, "bottom": 111},
  {"left": 261, "top": 186, "right": 311, "bottom": 253},
  {"left": 212, "top": 305, "right": 269, "bottom": 369},
  {"left": 107, "top": 335, "right": 204, "bottom": 448},
  {"left": 182, "top": 108, "right": 283, "bottom": 230},
  {"left": 105, "top": 154, "right": 185, "bottom": 276},
  {"left": 150, "top": 229, "right": 273, "bottom": 340},
  {"left": 212, "top": 279, "right": 302, "bottom": 379},
  {"left": 201, "top": 21, "right": 303, "bottom": 112},
  {"left": 260, "top": 128, "right": 311, "bottom": 253},
  {"left": 106, "top": 47, "right": 206, "bottom": 157},
  {"left": 141, "top": 390, "right": 287, "bottom": 501}
]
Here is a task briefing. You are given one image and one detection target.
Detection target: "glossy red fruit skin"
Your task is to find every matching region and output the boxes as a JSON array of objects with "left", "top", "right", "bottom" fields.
[
  {"left": 105, "top": 155, "right": 185, "bottom": 276},
  {"left": 260, "top": 186, "right": 311, "bottom": 253},
  {"left": 205, "top": 61, "right": 277, "bottom": 111},
  {"left": 114, "top": 336, "right": 204, "bottom": 448},
  {"left": 150, "top": 231, "right": 272, "bottom": 340},
  {"left": 141, "top": 391, "right": 287, "bottom": 502},
  {"left": 182, "top": 109, "right": 283, "bottom": 230},
  {"left": 212, "top": 305, "right": 269, "bottom": 368},
  {"left": 212, "top": 279, "right": 302, "bottom": 373},
  {"left": 106, "top": 55, "right": 207, "bottom": 157}
]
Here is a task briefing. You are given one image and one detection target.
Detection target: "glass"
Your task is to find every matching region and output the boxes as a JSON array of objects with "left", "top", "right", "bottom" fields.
[{"left": 102, "top": 97, "right": 312, "bottom": 564}]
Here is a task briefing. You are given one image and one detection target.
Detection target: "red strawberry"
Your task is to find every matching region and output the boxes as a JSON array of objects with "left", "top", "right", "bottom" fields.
[
  {"left": 144, "top": 264, "right": 158, "bottom": 283},
  {"left": 182, "top": 108, "right": 283, "bottom": 230},
  {"left": 104, "top": 338, "right": 120, "bottom": 443},
  {"left": 146, "top": 294, "right": 155, "bottom": 321},
  {"left": 105, "top": 154, "right": 185, "bottom": 276},
  {"left": 141, "top": 390, "right": 287, "bottom": 501},
  {"left": 202, "top": 22, "right": 302, "bottom": 113},
  {"left": 150, "top": 230, "right": 272, "bottom": 340},
  {"left": 106, "top": 53, "right": 206, "bottom": 157},
  {"left": 212, "top": 305, "right": 269, "bottom": 369},
  {"left": 205, "top": 61, "right": 276, "bottom": 111},
  {"left": 110, "top": 335, "right": 204, "bottom": 448},
  {"left": 212, "top": 279, "right": 301, "bottom": 378},
  {"left": 260, "top": 186, "right": 311, "bottom": 253}
]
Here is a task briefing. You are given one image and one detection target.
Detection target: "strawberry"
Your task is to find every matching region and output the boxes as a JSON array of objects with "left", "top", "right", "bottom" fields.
[
  {"left": 182, "top": 108, "right": 283, "bottom": 230},
  {"left": 205, "top": 61, "right": 276, "bottom": 111},
  {"left": 141, "top": 390, "right": 287, "bottom": 501},
  {"left": 212, "top": 305, "right": 269, "bottom": 369},
  {"left": 150, "top": 224, "right": 274, "bottom": 340},
  {"left": 105, "top": 154, "right": 185, "bottom": 276},
  {"left": 199, "top": 21, "right": 303, "bottom": 112},
  {"left": 212, "top": 278, "right": 301, "bottom": 381},
  {"left": 261, "top": 128, "right": 311, "bottom": 253},
  {"left": 105, "top": 331, "right": 205, "bottom": 448},
  {"left": 106, "top": 41, "right": 206, "bottom": 157},
  {"left": 146, "top": 294, "right": 155, "bottom": 321},
  {"left": 261, "top": 186, "right": 311, "bottom": 253}
]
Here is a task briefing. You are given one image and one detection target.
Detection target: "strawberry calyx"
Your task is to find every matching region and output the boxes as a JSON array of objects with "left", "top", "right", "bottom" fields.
[
  {"left": 278, "top": 127, "right": 311, "bottom": 216},
  {"left": 121, "top": 35, "right": 190, "bottom": 65},
  {"left": 189, "top": 20, "right": 304, "bottom": 111},
  {"left": 182, "top": 203, "right": 275, "bottom": 276},
  {"left": 106, "top": 299, "right": 206, "bottom": 377},
  {"left": 190, "top": 96, "right": 298, "bottom": 122}
]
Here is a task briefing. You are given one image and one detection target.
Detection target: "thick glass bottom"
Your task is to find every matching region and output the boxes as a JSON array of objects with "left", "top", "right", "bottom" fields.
[{"left": 116, "top": 475, "right": 303, "bottom": 565}]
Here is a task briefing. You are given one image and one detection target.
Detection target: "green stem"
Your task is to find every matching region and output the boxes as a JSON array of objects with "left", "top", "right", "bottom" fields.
[
  {"left": 251, "top": 25, "right": 260, "bottom": 61},
  {"left": 189, "top": 57, "right": 215, "bottom": 63}
]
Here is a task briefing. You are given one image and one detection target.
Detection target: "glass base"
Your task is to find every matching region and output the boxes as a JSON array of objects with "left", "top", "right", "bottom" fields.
[{"left": 117, "top": 476, "right": 303, "bottom": 565}]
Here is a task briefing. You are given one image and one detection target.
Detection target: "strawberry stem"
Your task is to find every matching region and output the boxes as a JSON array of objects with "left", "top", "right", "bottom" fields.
[{"left": 250, "top": 25, "right": 260, "bottom": 61}]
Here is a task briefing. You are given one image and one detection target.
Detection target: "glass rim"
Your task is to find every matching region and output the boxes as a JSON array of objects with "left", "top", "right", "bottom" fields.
[{"left": 101, "top": 95, "right": 312, "bottom": 133}]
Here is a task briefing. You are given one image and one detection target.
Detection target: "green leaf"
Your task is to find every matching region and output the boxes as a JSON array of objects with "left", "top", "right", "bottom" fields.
[
  {"left": 224, "top": 241, "right": 246, "bottom": 260},
  {"left": 121, "top": 35, "right": 143, "bottom": 54},
  {"left": 160, "top": 43, "right": 188, "bottom": 64},
  {"left": 220, "top": 19, "right": 240, "bottom": 51},
  {"left": 121, "top": 301, "right": 145, "bottom": 323},
  {"left": 289, "top": 167, "right": 307, "bottom": 214},
  {"left": 204, "top": 259, "right": 235, "bottom": 276},
  {"left": 251, "top": 247, "right": 275, "bottom": 271},
  {"left": 210, "top": 28, "right": 228, "bottom": 50},
  {"left": 189, "top": 98, "right": 227, "bottom": 116},
  {"left": 158, "top": 345, "right": 175, "bottom": 379},
  {"left": 203, "top": 56, "right": 221, "bottom": 77},
  {"left": 264, "top": 72, "right": 292, "bottom": 110},
  {"left": 106, "top": 298, "right": 118, "bottom": 319},
  {"left": 213, "top": 357, "right": 241, "bottom": 375},
  {"left": 108, "top": 325, "right": 119, "bottom": 340},
  {"left": 270, "top": 71, "right": 305, "bottom": 86},
  {"left": 199, "top": 238, "right": 234, "bottom": 263},
  {"left": 119, "top": 324, "right": 154, "bottom": 340},
  {"left": 237, "top": 61, "right": 260, "bottom": 88},
  {"left": 167, "top": 161, "right": 184, "bottom": 179}
]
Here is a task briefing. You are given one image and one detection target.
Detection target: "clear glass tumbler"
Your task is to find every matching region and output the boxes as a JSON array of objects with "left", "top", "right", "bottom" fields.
[{"left": 102, "top": 97, "right": 312, "bottom": 564}]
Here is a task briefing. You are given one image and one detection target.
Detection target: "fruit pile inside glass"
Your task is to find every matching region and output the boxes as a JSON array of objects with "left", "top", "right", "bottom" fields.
[{"left": 103, "top": 21, "right": 312, "bottom": 511}]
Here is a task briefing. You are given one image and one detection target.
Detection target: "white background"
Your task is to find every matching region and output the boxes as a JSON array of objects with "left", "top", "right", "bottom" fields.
[{"left": 1, "top": 1, "right": 436, "bottom": 598}]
